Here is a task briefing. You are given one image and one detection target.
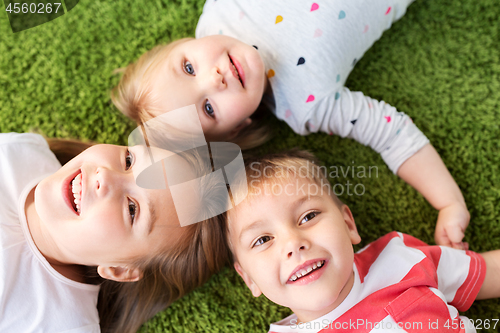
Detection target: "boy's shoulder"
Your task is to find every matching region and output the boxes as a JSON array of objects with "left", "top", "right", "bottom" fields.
[
  {"left": 354, "top": 231, "right": 434, "bottom": 282},
  {"left": 270, "top": 232, "right": 484, "bottom": 333}
]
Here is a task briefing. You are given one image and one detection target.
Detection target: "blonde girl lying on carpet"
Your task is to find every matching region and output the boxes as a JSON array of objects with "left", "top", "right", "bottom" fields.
[
  {"left": 111, "top": 0, "right": 469, "bottom": 250},
  {"left": 0, "top": 132, "right": 228, "bottom": 333}
]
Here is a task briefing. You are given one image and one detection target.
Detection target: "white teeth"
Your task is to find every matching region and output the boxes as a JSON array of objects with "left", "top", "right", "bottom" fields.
[
  {"left": 72, "top": 173, "right": 82, "bottom": 193},
  {"left": 71, "top": 173, "right": 82, "bottom": 214},
  {"left": 288, "top": 260, "right": 325, "bottom": 282},
  {"left": 72, "top": 183, "right": 81, "bottom": 193}
]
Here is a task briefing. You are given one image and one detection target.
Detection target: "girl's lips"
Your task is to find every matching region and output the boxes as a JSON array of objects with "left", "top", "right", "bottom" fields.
[
  {"left": 63, "top": 169, "right": 82, "bottom": 215},
  {"left": 229, "top": 55, "right": 245, "bottom": 87}
]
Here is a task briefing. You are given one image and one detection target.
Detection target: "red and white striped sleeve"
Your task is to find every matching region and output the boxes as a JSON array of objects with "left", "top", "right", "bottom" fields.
[{"left": 401, "top": 233, "right": 486, "bottom": 311}]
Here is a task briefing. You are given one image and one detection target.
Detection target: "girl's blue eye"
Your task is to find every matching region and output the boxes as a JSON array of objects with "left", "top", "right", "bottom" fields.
[
  {"left": 125, "top": 150, "right": 134, "bottom": 170},
  {"left": 204, "top": 100, "right": 215, "bottom": 118},
  {"left": 184, "top": 61, "right": 195, "bottom": 75},
  {"left": 300, "top": 212, "right": 318, "bottom": 225},
  {"left": 253, "top": 235, "right": 272, "bottom": 248},
  {"left": 128, "top": 199, "right": 137, "bottom": 225}
]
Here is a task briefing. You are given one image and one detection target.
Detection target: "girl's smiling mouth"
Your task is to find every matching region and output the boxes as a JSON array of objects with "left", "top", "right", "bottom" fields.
[
  {"left": 64, "top": 169, "right": 82, "bottom": 215},
  {"left": 229, "top": 55, "right": 245, "bottom": 87}
]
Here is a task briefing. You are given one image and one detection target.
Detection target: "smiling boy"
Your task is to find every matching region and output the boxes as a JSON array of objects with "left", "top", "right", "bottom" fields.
[{"left": 226, "top": 151, "right": 500, "bottom": 332}]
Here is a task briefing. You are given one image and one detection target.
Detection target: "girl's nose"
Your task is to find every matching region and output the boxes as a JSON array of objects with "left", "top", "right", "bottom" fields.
[
  {"left": 94, "top": 167, "right": 126, "bottom": 196},
  {"left": 203, "top": 66, "right": 226, "bottom": 91}
]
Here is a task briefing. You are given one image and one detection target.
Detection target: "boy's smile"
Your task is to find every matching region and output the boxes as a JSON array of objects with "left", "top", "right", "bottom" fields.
[
  {"left": 287, "top": 259, "right": 327, "bottom": 284},
  {"left": 228, "top": 177, "right": 361, "bottom": 323}
]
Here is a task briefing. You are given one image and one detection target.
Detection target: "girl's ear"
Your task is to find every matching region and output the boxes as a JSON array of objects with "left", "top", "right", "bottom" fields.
[
  {"left": 234, "top": 262, "right": 262, "bottom": 297},
  {"left": 97, "top": 265, "right": 143, "bottom": 282},
  {"left": 229, "top": 118, "right": 252, "bottom": 139}
]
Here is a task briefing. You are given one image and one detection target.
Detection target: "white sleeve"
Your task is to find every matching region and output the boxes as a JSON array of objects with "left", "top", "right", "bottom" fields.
[
  {"left": 0, "top": 133, "right": 60, "bottom": 217},
  {"left": 313, "top": 87, "right": 430, "bottom": 174}
]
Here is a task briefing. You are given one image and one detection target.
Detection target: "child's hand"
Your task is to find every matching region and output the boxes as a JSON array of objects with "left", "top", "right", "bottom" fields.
[
  {"left": 397, "top": 144, "right": 470, "bottom": 250},
  {"left": 434, "top": 202, "right": 470, "bottom": 250}
]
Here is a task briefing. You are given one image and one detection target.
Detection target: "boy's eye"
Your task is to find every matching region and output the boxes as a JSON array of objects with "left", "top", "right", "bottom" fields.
[
  {"left": 128, "top": 199, "right": 137, "bottom": 225},
  {"left": 184, "top": 61, "right": 195, "bottom": 75},
  {"left": 125, "top": 150, "right": 134, "bottom": 170},
  {"left": 300, "top": 212, "right": 318, "bottom": 225},
  {"left": 252, "top": 235, "right": 272, "bottom": 248},
  {"left": 204, "top": 100, "right": 215, "bottom": 118}
]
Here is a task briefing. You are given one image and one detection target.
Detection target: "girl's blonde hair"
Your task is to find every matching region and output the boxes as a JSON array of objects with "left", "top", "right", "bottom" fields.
[
  {"left": 47, "top": 138, "right": 230, "bottom": 333},
  {"left": 111, "top": 39, "right": 271, "bottom": 150}
]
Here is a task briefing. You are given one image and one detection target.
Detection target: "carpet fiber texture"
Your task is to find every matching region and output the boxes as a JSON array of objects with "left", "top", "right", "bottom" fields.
[{"left": 1, "top": 0, "right": 499, "bottom": 332}]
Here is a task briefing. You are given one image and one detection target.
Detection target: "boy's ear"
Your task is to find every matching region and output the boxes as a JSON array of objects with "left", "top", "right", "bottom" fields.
[
  {"left": 97, "top": 265, "right": 143, "bottom": 282},
  {"left": 342, "top": 205, "right": 361, "bottom": 245},
  {"left": 234, "top": 262, "right": 262, "bottom": 297},
  {"left": 229, "top": 118, "right": 252, "bottom": 139}
]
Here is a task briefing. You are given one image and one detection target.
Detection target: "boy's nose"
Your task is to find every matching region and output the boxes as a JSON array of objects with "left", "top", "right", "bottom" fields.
[{"left": 284, "top": 232, "right": 310, "bottom": 259}]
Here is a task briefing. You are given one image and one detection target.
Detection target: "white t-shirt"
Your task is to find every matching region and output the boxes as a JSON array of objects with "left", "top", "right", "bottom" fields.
[
  {"left": 0, "top": 133, "right": 100, "bottom": 333},
  {"left": 269, "top": 232, "right": 485, "bottom": 333},
  {"left": 196, "top": 0, "right": 429, "bottom": 173}
]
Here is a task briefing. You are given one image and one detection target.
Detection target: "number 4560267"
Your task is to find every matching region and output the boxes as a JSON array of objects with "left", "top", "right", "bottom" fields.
[{"left": 5, "top": 3, "right": 61, "bottom": 14}]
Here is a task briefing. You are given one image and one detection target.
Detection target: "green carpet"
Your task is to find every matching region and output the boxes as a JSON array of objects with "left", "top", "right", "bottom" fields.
[{"left": 1, "top": 0, "right": 499, "bottom": 332}]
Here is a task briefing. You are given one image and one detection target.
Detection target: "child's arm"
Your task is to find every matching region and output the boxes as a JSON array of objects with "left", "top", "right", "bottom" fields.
[
  {"left": 314, "top": 88, "right": 470, "bottom": 248},
  {"left": 397, "top": 144, "right": 470, "bottom": 249},
  {"left": 476, "top": 250, "right": 500, "bottom": 300}
]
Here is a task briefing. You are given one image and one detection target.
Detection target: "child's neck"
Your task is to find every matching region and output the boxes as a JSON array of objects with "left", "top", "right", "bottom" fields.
[
  {"left": 291, "top": 271, "right": 355, "bottom": 324},
  {"left": 24, "top": 187, "right": 87, "bottom": 283}
]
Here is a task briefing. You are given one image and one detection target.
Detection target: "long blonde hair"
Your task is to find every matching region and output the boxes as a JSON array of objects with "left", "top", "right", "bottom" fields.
[
  {"left": 111, "top": 39, "right": 272, "bottom": 150},
  {"left": 97, "top": 214, "right": 228, "bottom": 333},
  {"left": 47, "top": 138, "right": 230, "bottom": 333}
]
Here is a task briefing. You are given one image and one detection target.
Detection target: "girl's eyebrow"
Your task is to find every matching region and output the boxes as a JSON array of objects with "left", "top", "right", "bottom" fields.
[
  {"left": 146, "top": 195, "right": 157, "bottom": 235},
  {"left": 173, "top": 53, "right": 187, "bottom": 77},
  {"left": 239, "top": 219, "right": 266, "bottom": 244},
  {"left": 129, "top": 146, "right": 157, "bottom": 235}
]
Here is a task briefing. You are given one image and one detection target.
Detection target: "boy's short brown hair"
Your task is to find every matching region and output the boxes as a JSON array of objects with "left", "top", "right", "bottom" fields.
[{"left": 231, "top": 149, "right": 343, "bottom": 208}]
